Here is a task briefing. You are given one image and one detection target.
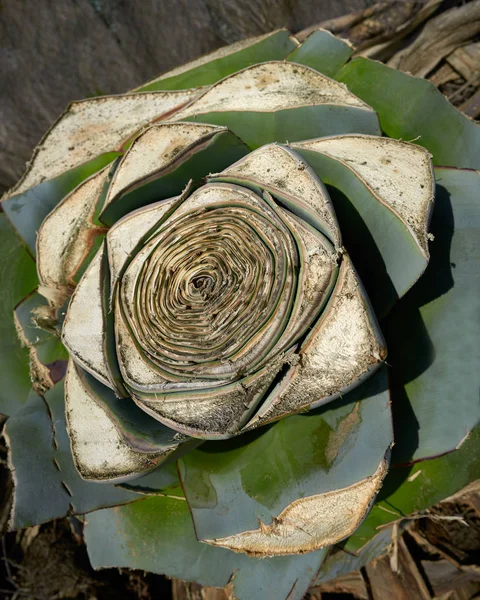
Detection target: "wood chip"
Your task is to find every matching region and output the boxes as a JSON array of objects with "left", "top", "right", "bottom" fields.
[
  {"left": 387, "top": 0, "right": 480, "bottom": 77},
  {"left": 446, "top": 42, "right": 480, "bottom": 81},
  {"left": 365, "top": 536, "right": 431, "bottom": 600},
  {"left": 429, "top": 63, "right": 459, "bottom": 87}
]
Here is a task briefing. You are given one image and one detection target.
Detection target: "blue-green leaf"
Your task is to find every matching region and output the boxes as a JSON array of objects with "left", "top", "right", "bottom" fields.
[
  {"left": 85, "top": 494, "right": 328, "bottom": 600},
  {"left": 385, "top": 167, "right": 480, "bottom": 465},
  {"left": 0, "top": 215, "right": 38, "bottom": 417},
  {"left": 337, "top": 57, "right": 480, "bottom": 169},
  {"left": 136, "top": 30, "right": 297, "bottom": 92},
  {"left": 4, "top": 382, "right": 138, "bottom": 529},
  {"left": 178, "top": 368, "right": 392, "bottom": 554},
  {"left": 286, "top": 29, "right": 353, "bottom": 77}
]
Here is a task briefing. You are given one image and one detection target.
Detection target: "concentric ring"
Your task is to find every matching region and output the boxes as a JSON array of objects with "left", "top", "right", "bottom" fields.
[{"left": 119, "top": 184, "right": 299, "bottom": 383}]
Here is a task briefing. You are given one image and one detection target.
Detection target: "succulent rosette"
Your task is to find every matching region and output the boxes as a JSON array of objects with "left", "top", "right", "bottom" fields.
[{"left": 1, "top": 29, "right": 479, "bottom": 599}]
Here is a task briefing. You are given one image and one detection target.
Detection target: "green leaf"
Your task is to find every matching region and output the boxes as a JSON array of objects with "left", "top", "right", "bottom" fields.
[
  {"left": 178, "top": 368, "right": 392, "bottom": 553},
  {"left": 385, "top": 168, "right": 480, "bottom": 464},
  {"left": 286, "top": 29, "right": 353, "bottom": 77},
  {"left": 85, "top": 494, "right": 328, "bottom": 600},
  {"left": 2, "top": 153, "right": 119, "bottom": 255},
  {"left": 337, "top": 57, "right": 480, "bottom": 169},
  {"left": 182, "top": 105, "right": 381, "bottom": 150},
  {"left": 4, "top": 382, "right": 138, "bottom": 529},
  {"left": 136, "top": 30, "right": 297, "bottom": 92},
  {"left": 0, "top": 215, "right": 38, "bottom": 417},
  {"left": 345, "top": 426, "right": 480, "bottom": 552}
]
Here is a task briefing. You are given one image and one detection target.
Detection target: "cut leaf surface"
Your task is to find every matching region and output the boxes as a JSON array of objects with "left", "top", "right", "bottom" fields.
[
  {"left": 245, "top": 254, "right": 385, "bottom": 428},
  {"left": 100, "top": 123, "right": 249, "bottom": 225},
  {"left": 207, "top": 459, "right": 387, "bottom": 556},
  {"left": 37, "top": 167, "right": 110, "bottom": 290},
  {"left": 61, "top": 244, "right": 112, "bottom": 388},
  {"left": 85, "top": 494, "right": 328, "bottom": 600},
  {"left": 337, "top": 57, "right": 480, "bottom": 169},
  {"left": 208, "top": 143, "right": 341, "bottom": 246},
  {"left": 6, "top": 91, "right": 200, "bottom": 197},
  {"left": 65, "top": 361, "right": 184, "bottom": 482},
  {"left": 385, "top": 167, "right": 480, "bottom": 464},
  {"left": 293, "top": 136, "right": 434, "bottom": 316},
  {"left": 2, "top": 153, "right": 118, "bottom": 255},
  {"left": 136, "top": 30, "right": 297, "bottom": 91},
  {"left": 0, "top": 215, "right": 38, "bottom": 417},
  {"left": 179, "top": 367, "right": 392, "bottom": 553},
  {"left": 172, "top": 62, "right": 381, "bottom": 148}
]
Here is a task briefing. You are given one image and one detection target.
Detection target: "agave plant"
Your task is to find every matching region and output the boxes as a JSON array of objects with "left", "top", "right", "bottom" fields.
[{"left": 1, "top": 28, "right": 479, "bottom": 599}]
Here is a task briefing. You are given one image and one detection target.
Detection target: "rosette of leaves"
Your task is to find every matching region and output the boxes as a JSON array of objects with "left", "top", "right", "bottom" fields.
[{"left": 1, "top": 29, "right": 479, "bottom": 600}]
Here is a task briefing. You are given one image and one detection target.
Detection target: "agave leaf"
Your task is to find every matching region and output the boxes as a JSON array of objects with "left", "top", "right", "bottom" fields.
[
  {"left": 36, "top": 166, "right": 111, "bottom": 290},
  {"left": 136, "top": 30, "right": 297, "bottom": 92},
  {"left": 0, "top": 216, "right": 38, "bottom": 417},
  {"left": 2, "top": 153, "right": 118, "bottom": 256},
  {"left": 85, "top": 494, "right": 328, "bottom": 600},
  {"left": 292, "top": 135, "right": 435, "bottom": 317},
  {"left": 244, "top": 254, "right": 386, "bottom": 429},
  {"left": 385, "top": 167, "right": 480, "bottom": 465},
  {"left": 61, "top": 243, "right": 114, "bottom": 389},
  {"left": 171, "top": 62, "right": 381, "bottom": 148},
  {"left": 65, "top": 360, "right": 192, "bottom": 482},
  {"left": 337, "top": 57, "right": 480, "bottom": 169},
  {"left": 6, "top": 91, "right": 200, "bottom": 198},
  {"left": 344, "top": 426, "right": 480, "bottom": 553},
  {"left": 2, "top": 89, "right": 200, "bottom": 253},
  {"left": 208, "top": 143, "right": 342, "bottom": 247},
  {"left": 4, "top": 384, "right": 139, "bottom": 529},
  {"left": 116, "top": 461, "right": 180, "bottom": 495},
  {"left": 178, "top": 367, "right": 392, "bottom": 555},
  {"left": 314, "top": 525, "right": 395, "bottom": 585},
  {"left": 14, "top": 290, "right": 68, "bottom": 393},
  {"left": 112, "top": 181, "right": 337, "bottom": 438},
  {"left": 99, "top": 123, "right": 250, "bottom": 226},
  {"left": 286, "top": 29, "right": 353, "bottom": 77}
]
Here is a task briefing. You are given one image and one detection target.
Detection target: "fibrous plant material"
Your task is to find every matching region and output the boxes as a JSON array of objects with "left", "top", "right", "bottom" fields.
[{"left": 0, "top": 27, "right": 479, "bottom": 600}]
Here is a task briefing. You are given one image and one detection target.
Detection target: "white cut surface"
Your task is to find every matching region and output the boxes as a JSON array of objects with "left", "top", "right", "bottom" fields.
[
  {"left": 106, "top": 195, "right": 181, "bottom": 294},
  {"left": 207, "top": 458, "right": 387, "bottom": 555},
  {"left": 293, "top": 135, "right": 434, "bottom": 254},
  {"left": 37, "top": 168, "right": 108, "bottom": 289},
  {"left": 10, "top": 90, "right": 199, "bottom": 195},
  {"left": 106, "top": 123, "right": 221, "bottom": 205},
  {"left": 246, "top": 254, "right": 386, "bottom": 427},
  {"left": 216, "top": 144, "right": 341, "bottom": 245},
  {"left": 134, "top": 363, "right": 281, "bottom": 438},
  {"left": 65, "top": 360, "right": 163, "bottom": 482},
  {"left": 173, "top": 62, "right": 367, "bottom": 119},
  {"left": 61, "top": 245, "right": 112, "bottom": 388},
  {"left": 273, "top": 208, "right": 338, "bottom": 351},
  {"left": 137, "top": 30, "right": 290, "bottom": 87}
]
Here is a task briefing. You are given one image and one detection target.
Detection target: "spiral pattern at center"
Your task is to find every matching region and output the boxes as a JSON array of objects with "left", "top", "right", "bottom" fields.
[{"left": 119, "top": 185, "right": 299, "bottom": 382}]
